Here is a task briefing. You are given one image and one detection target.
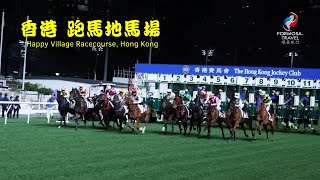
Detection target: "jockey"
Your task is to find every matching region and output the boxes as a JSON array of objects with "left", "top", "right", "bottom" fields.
[
  {"left": 131, "top": 87, "right": 142, "bottom": 104},
  {"left": 179, "top": 90, "right": 192, "bottom": 118},
  {"left": 79, "top": 84, "right": 88, "bottom": 98},
  {"left": 259, "top": 90, "right": 273, "bottom": 121},
  {"left": 118, "top": 89, "right": 126, "bottom": 101},
  {"left": 198, "top": 86, "right": 208, "bottom": 103},
  {"left": 233, "top": 93, "right": 248, "bottom": 118},
  {"left": 61, "top": 86, "right": 72, "bottom": 108},
  {"left": 207, "top": 93, "right": 222, "bottom": 111},
  {"left": 208, "top": 93, "right": 225, "bottom": 118},
  {"left": 60, "top": 86, "right": 70, "bottom": 98},
  {"left": 166, "top": 89, "right": 176, "bottom": 106},
  {"left": 79, "top": 84, "right": 93, "bottom": 108}
]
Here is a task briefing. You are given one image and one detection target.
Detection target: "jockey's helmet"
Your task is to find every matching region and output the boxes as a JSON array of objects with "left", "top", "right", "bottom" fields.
[
  {"left": 61, "top": 86, "right": 66, "bottom": 91},
  {"left": 167, "top": 89, "right": 172, "bottom": 93},
  {"left": 131, "top": 87, "right": 137, "bottom": 93},
  {"left": 234, "top": 93, "right": 240, "bottom": 98},
  {"left": 109, "top": 89, "right": 116, "bottom": 95},
  {"left": 209, "top": 94, "right": 215, "bottom": 99},
  {"left": 219, "top": 89, "right": 223, "bottom": 92},
  {"left": 259, "top": 90, "right": 266, "bottom": 96},
  {"left": 243, "top": 87, "right": 247, "bottom": 91},
  {"left": 106, "top": 85, "right": 112, "bottom": 90},
  {"left": 79, "top": 84, "right": 84, "bottom": 89},
  {"left": 306, "top": 91, "right": 310, "bottom": 96},
  {"left": 179, "top": 90, "right": 185, "bottom": 96},
  {"left": 290, "top": 91, "right": 295, "bottom": 96},
  {"left": 119, "top": 89, "right": 125, "bottom": 93}
]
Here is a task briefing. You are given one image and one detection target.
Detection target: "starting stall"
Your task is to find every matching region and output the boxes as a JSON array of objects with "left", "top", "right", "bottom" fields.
[{"left": 134, "top": 63, "right": 320, "bottom": 126}]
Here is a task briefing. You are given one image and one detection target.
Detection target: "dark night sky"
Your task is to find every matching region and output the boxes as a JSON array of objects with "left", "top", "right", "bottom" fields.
[{"left": 0, "top": 0, "right": 320, "bottom": 80}]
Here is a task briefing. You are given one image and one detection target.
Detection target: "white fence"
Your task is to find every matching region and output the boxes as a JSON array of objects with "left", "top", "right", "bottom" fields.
[{"left": 0, "top": 101, "right": 66, "bottom": 125}]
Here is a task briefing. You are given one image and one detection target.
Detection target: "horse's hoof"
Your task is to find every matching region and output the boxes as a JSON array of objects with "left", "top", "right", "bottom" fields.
[{"left": 245, "top": 134, "right": 249, "bottom": 138}]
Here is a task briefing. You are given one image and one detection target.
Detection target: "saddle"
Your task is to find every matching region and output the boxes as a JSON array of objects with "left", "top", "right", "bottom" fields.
[
  {"left": 239, "top": 108, "right": 249, "bottom": 119},
  {"left": 137, "top": 104, "right": 147, "bottom": 113}
]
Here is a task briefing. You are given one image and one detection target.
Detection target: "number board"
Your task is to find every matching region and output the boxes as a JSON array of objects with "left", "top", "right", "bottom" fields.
[
  {"left": 186, "top": 75, "right": 196, "bottom": 83},
  {"left": 147, "top": 74, "right": 158, "bottom": 82},
  {"left": 301, "top": 79, "right": 314, "bottom": 89},
  {"left": 159, "top": 74, "right": 172, "bottom": 82},
  {"left": 213, "top": 76, "right": 224, "bottom": 84},
  {"left": 237, "top": 76, "right": 253, "bottom": 86},
  {"left": 316, "top": 80, "right": 320, "bottom": 89},
  {"left": 284, "top": 79, "right": 299, "bottom": 88},
  {"left": 172, "top": 74, "right": 186, "bottom": 83},
  {"left": 255, "top": 78, "right": 267, "bottom": 87},
  {"left": 200, "top": 76, "right": 210, "bottom": 84},
  {"left": 270, "top": 78, "right": 282, "bottom": 87},
  {"left": 225, "top": 76, "right": 237, "bottom": 85}
]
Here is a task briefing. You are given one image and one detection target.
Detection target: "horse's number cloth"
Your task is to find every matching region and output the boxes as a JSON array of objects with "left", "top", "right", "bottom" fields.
[
  {"left": 240, "top": 109, "right": 249, "bottom": 119},
  {"left": 138, "top": 104, "right": 146, "bottom": 113},
  {"left": 219, "top": 111, "right": 225, "bottom": 118}
]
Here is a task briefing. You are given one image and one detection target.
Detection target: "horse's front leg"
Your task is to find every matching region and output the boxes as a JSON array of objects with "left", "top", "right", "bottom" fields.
[
  {"left": 83, "top": 115, "right": 87, "bottom": 129},
  {"left": 206, "top": 120, "right": 211, "bottom": 139},
  {"left": 182, "top": 117, "right": 188, "bottom": 135},
  {"left": 176, "top": 119, "right": 182, "bottom": 134},
  {"left": 240, "top": 122, "right": 249, "bottom": 138},
  {"left": 218, "top": 121, "right": 225, "bottom": 139},
  {"left": 253, "top": 121, "right": 260, "bottom": 139},
  {"left": 263, "top": 124, "right": 269, "bottom": 141}
]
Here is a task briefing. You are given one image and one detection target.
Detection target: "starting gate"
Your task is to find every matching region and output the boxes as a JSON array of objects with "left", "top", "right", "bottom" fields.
[{"left": 134, "top": 63, "right": 320, "bottom": 124}]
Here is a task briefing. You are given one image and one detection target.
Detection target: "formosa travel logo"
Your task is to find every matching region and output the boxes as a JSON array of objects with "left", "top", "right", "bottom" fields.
[{"left": 283, "top": 12, "right": 298, "bottom": 31}]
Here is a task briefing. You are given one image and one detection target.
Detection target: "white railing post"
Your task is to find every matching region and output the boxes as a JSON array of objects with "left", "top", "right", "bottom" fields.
[{"left": 27, "top": 105, "right": 35, "bottom": 124}]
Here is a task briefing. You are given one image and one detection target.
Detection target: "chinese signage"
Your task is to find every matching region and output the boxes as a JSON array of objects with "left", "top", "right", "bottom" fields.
[
  {"left": 135, "top": 64, "right": 320, "bottom": 80},
  {"left": 21, "top": 19, "right": 160, "bottom": 49},
  {"left": 21, "top": 19, "right": 160, "bottom": 38}
]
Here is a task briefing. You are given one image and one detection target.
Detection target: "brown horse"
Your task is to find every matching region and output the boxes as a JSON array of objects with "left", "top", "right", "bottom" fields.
[
  {"left": 255, "top": 105, "right": 276, "bottom": 141},
  {"left": 229, "top": 104, "right": 254, "bottom": 141},
  {"left": 175, "top": 96, "right": 188, "bottom": 135},
  {"left": 69, "top": 88, "right": 88, "bottom": 130},
  {"left": 161, "top": 96, "right": 177, "bottom": 135},
  {"left": 123, "top": 92, "right": 153, "bottom": 134},
  {"left": 204, "top": 106, "right": 233, "bottom": 139}
]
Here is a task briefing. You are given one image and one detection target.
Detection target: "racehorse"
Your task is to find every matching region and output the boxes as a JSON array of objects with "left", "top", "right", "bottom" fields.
[
  {"left": 97, "top": 93, "right": 117, "bottom": 128},
  {"left": 229, "top": 104, "right": 254, "bottom": 141},
  {"left": 175, "top": 96, "right": 188, "bottom": 135},
  {"left": 110, "top": 94, "right": 127, "bottom": 132},
  {"left": 203, "top": 103, "right": 233, "bottom": 139},
  {"left": 161, "top": 95, "right": 177, "bottom": 135},
  {"left": 91, "top": 95, "right": 106, "bottom": 128},
  {"left": 123, "top": 92, "right": 153, "bottom": 134},
  {"left": 193, "top": 95, "right": 207, "bottom": 136},
  {"left": 53, "top": 90, "right": 75, "bottom": 128},
  {"left": 254, "top": 105, "right": 276, "bottom": 141},
  {"left": 69, "top": 88, "right": 89, "bottom": 130}
]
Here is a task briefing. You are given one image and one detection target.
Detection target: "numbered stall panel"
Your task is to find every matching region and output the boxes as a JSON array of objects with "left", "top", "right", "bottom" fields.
[
  {"left": 255, "top": 77, "right": 268, "bottom": 87},
  {"left": 213, "top": 76, "right": 224, "bottom": 85},
  {"left": 159, "top": 74, "right": 172, "bottom": 82},
  {"left": 283, "top": 79, "right": 300, "bottom": 88},
  {"left": 199, "top": 76, "right": 211, "bottom": 84},
  {"left": 225, "top": 76, "right": 237, "bottom": 85},
  {"left": 237, "top": 76, "right": 254, "bottom": 86},
  {"left": 186, "top": 75, "right": 196, "bottom": 83},
  {"left": 172, "top": 74, "right": 186, "bottom": 83},
  {"left": 270, "top": 78, "right": 282, "bottom": 87},
  {"left": 301, "top": 79, "right": 316, "bottom": 89}
]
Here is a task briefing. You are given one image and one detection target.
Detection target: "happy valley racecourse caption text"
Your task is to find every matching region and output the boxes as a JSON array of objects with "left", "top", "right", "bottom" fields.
[{"left": 21, "top": 19, "right": 160, "bottom": 48}]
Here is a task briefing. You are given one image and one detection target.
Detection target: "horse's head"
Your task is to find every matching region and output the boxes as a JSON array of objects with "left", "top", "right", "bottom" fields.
[
  {"left": 175, "top": 96, "right": 182, "bottom": 105},
  {"left": 69, "top": 88, "right": 80, "bottom": 100}
]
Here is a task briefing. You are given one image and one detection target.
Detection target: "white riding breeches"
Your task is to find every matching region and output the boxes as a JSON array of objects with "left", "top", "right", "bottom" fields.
[{"left": 124, "top": 105, "right": 129, "bottom": 114}]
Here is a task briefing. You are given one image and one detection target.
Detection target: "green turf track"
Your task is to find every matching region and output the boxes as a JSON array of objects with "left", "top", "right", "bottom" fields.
[{"left": 1, "top": 117, "right": 320, "bottom": 180}]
